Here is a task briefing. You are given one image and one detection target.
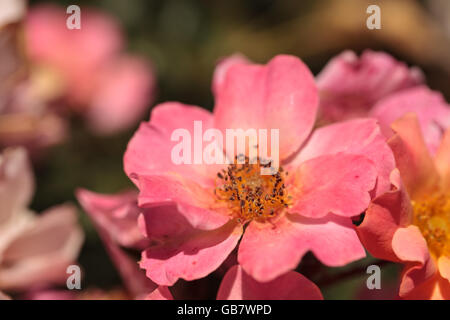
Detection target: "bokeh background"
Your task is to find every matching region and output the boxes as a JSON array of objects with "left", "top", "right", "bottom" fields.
[{"left": 24, "top": 0, "right": 450, "bottom": 299}]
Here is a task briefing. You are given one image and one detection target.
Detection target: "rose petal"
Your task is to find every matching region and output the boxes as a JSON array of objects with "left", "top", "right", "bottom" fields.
[
  {"left": 371, "top": 86, "right": 450, "bottom": 154},
  {"left": 76, "top": 189, "right": 155, "bottom": 297},
  {"left": 212, "top": 54, "right": 249, "bottom": 96},
  {"left": 393, "top": 226, "right": 431, "bottom": 264},
  {"left": 103, "top": 232, "right": 156, "bottom": 298},
  {"left": 238, "top": 213, "right": 365, "bottom": 282},
  {"left": 432, "top": 276, "right": 450, "bottom": 300},
  {"left": 124, "top": 102, "right": 222, "bottom": 189},
  {"left": 76, "top": 188, "right": 148, "bottom": 249},
  {"left": 0, "top": 205, "right": 84, "bottom": 291},
  {"left": 138, "top": 204, "right": 192, "bottom": 241},
  {"left": 144, "top": 286, "right": 173, "bottom": 300},
  {"left": 392, "top": 226, "right": 437, "bottom": 297},
  {"left": 213, "top": 54, "right": 318, "bottom": 160},
  {"left": 139, "top": 206, "right": 240, "bottom": 286},
  {"left": 217, "top": 265, "right": 323, "bottom": 300},
  {"left": 389, "top": 113, "right": 440, "bottom": 199},
  {"left": 289, "top": 153, "right": 377, "bottom": 218},
  {"left": 357, "top": 169, "right": 413, "bottom": 262},
  {"left": 290, "top": 118, "right": 395, "bottom": 196},
  {"left": 140, "top": 221, "right": 242, "bottom": 286},
  {"left": 105, "top": 235, "right": 156, "bottom": 298},
  {"left": 399, "top": 272, "right": 450, "bottom": 300},
  {"left": 435, "top": 129, "right": 450, "bottom": 191},
  {"left": 438, "top": 256, "right": 450, "bottom": 282},
  {"left": 136, "top": 174, "right": 229, "bottom": 230},
  {"left": 317, "top": 50, "right": 423, "bottom": 122}
]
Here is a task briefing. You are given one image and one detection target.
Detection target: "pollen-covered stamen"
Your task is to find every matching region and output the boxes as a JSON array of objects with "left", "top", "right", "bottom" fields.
[
  {"left": 412, "top": 192, "right": 450, "bottom": 258},
  {"left": 214, "top": 155, "right": 290, "bottom": 222}
]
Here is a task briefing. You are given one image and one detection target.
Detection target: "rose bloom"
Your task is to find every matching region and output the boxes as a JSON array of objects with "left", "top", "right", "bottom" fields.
[
  {"left": 316, "top": 50, "right": 423, "bottom": 123},
  {"left": 77, "top": 189, "right": 321, "bottom": 300},
  {"left": 0, "top": 148, "right": 83, "bottom": 292},
  {"left": 358, "top": 114, "right": 450, "bottom": 299},
  {"left": 124, "top": 54, "right": 395, "bottom": 287},
  {"left": 317, "top": 50, "right": 450, "bottom": 155},
  {"left": 24, "top": 4, "right": 155, "bottom": 135}
]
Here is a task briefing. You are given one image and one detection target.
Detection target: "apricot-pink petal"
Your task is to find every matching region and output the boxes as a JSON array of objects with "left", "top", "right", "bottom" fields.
[
  {"left": 124, "top": 102, "right": 222, "bottom": 189},
  {"left": 428, "top": 276, "right": 450, "bottom": 300},
  {"left": 136, "top": 174, "right": 229, "bottom": 230},
  {"left": 217, "top": 265, "right": 323, "bottom": 300},
  {"left": 435, "top": 129, "right": 450, "bottom": 190},
  {"left": 392, "top": 226, "right": 437, "bottom": 297},
  {"left": 145, "top": 286, "right": 173, "bottom": 300},
  {"left": 438, "top": 256, "right": 450, "bottom": 282},
  {"left": 317, "top": 50, "right": 423, "bottom": 122},
  {"left": 290, "top": 118, "right": 395, "bottom": 196},
  {"left": 389, "top": 113, "right": 440, "bottom": 199},
  {"left": 0, "top": 205, "right": 84, "bottom": 291},
  {"left": 87, "top": 56, "right": 155, "bottom": 135},
  {"left": 371, "top": 86, "right": 450, "bottom": 154},
  {"left": 76, "top": 189, "right": 149, "bottom": 249},
  {"left": 213, "top": 54, "right": 318, "bottom": 160},
  {"left": 357, "top": 170, "right": 413, "bottom": 262},
  {"left": 140, "top": 221, "right": 242, "bottom": 286},
  {"left": 212, "top": 54, "right": 249, "bottom": 96},
  {"left": 0, "top": 148, "right": 34, "bottom": 226},
  {"left": 289, "top": 154, "right": 377, "bottom": 218},
  {"left": 399, "top": 274, "right": 446, "bottom": 300},
  {"left": 238, "top": 213, "right": 365, "bottom": 282}
]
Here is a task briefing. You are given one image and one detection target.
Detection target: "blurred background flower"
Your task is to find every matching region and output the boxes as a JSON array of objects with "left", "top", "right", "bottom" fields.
[
  {"left": 0, "top": 148, "right": 83, "bottom": 294},
  {"left": 25, "top": 4, "right": 155, "bottom": 135}
]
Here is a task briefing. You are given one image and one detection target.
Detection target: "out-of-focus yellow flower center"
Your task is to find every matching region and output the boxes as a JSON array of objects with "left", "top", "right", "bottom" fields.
[
  {"left": 30, "top": 65, "right": 66, "bottom": 101},
  {"left": 214, "top": 155, "right": 290, "bottom": 222},
  {"left": 412, "top": 192, "right": 450, "bottom": 258}
]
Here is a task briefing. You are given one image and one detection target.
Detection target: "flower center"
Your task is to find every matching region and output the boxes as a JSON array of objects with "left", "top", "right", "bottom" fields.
[
  {"left": 214, "top": 156, "right": 290, "bottom": 222},
  {"left": 412, "top": 192, "right": 450, "bottom": 258}
]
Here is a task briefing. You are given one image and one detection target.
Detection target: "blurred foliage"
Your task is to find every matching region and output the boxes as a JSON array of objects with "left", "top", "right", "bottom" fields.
[{"left": 27, "top": 0, "right": 450, "bottom": 298}]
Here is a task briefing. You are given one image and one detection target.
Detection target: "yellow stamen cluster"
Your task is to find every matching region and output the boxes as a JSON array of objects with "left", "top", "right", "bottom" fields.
[
  {"left": 214, "top": 155, "right": 290, "bottom": 222},
  {"left": 412, "top": 193, "right": 450, "bottom": 258}
]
